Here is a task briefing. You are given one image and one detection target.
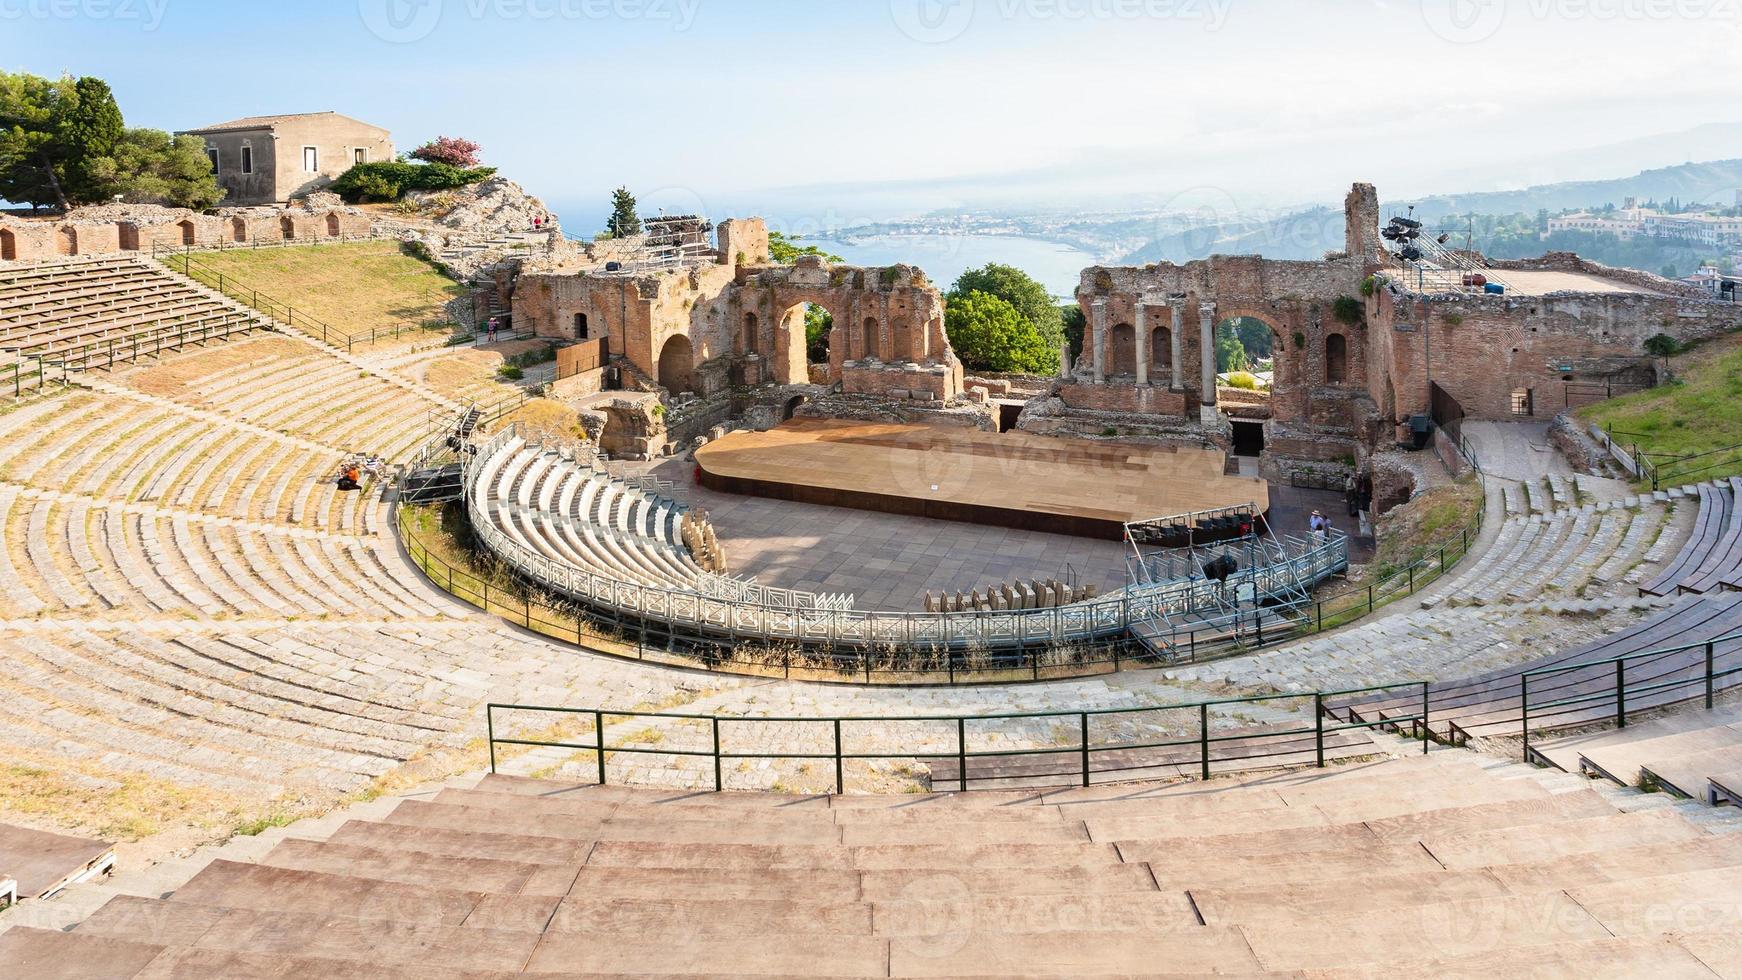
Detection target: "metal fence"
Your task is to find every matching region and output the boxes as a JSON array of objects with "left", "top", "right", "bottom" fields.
[
  {"left": 154, "top": 246, "right": 452, "bottom": 352},
  {"left": 484, "top": 680, "right": 1432, "bottom": 793}
]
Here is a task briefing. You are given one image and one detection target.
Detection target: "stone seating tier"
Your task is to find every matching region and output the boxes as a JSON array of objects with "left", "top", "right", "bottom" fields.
[{"left": 7, "top": 754, "right": 1742, "bottom": 976}]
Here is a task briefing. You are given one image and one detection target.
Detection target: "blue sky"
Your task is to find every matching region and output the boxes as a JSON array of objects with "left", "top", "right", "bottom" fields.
[{"left": 8, "top": 0, "right": 1742, "bottom": 227}]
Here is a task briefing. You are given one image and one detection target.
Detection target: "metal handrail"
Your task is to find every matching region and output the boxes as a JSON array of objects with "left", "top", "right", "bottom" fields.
[
  {"left": 1520, "top": 629, "right": 1742, "bottom": 759},
  {"left": 153, "top": 244, "right": 450, "bottom": 353},
  {"left": 484, "top": 678, "right": 1431, "bottom": 792}
]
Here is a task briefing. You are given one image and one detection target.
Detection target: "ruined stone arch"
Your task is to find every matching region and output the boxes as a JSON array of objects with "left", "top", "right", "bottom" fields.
[
  {"left": 231, "top": 217, "right": 248, "bottom": 243},
  {"left": 1109, "top": 322, "right": 1137, "bottom": 377},
  {"left": 56, "top": 226, "right": 77, "bottom": 256},
  {"left": 279, "top": 216, "right": 296, "bottom": 240},
  {"left": 657, "top": 333, "right": 696, "bottom": 395},
  {"left": 177, "top": 219, "right": 196, "bottom": 246},
  {"left": 0, "top": 228, "right": 14, "bottom": 261},
  {"left": 1325, "top": 332, "right": 1348, "bottom": 384},
  {"left": 773, "top": 298, "right": 840, "bottom": 385},
  {"left": 861, "top": 316, "right": 881, "bottom": 361},
  {"left": 325, "top": 213, "right": 341, "bottom": 237}
]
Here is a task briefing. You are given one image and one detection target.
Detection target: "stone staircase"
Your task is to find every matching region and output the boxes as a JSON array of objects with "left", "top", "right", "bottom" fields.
[{"left": 5, "top": 746, "right": 1742, "bottom": 975}]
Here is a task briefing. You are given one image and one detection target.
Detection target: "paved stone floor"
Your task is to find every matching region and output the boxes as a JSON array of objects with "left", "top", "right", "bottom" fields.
[
  {"left": 637, "top": 457, "right": 1372, "bottom": 610},
  {"left": 646, "top": 456, "right": 1131, "bottom": 611}
]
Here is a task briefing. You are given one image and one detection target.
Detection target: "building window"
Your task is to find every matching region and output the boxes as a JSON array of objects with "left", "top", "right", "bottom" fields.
[
  {"left": 353, "top": 148, "right": 367, "bottom": 165},
  {"left": 302, "top": 146, "right": 318, "bottom": 173},
  {"left": 206, "top": 148, "right": 219, "bottom": 174},
  {"left": 1511, "top": 389, "right": 1534, "bottom": 417},
  {"left": 240, "top": 145, "right": 253, "bottom": 175}
]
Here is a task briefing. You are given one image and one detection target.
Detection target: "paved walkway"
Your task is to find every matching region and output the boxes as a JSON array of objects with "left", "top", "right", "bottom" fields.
[{"left": 1463, "top": 420, "right": 1573, "bottom": 482}]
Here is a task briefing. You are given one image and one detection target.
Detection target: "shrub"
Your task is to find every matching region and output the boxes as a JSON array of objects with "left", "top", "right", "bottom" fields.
[
  {"left": 1359, "top": 275, "right": 1381, "bottom": 298},
  {"left": 409, "top": 136, "right": 482, "bottom": 168},
  {"left": 1332, "top": 295, "right": 1365, "bottom": 326},
  {"left": 496, "top": 365, "right": 524, "bottom": 381},
  {"left": 1225, "top": 371, "right": 1260, "bottom": 390},
  {"left": 330, "top": 161, "right": 496, "bottom": 202}
]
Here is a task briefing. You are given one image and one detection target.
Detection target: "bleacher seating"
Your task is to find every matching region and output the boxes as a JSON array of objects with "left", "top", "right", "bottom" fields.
[
  {"left": 1642, "top": 478, "right": 1742, "bottom": 596},
  {"left": 0, "top": 256, "right": 272, "bottom": 364},
  {"left": 1536, "top": 704, "right": 1742, "bottom": 803},
  {"left": 5, "top": 753, "right": 1742, "bottom": 976}
]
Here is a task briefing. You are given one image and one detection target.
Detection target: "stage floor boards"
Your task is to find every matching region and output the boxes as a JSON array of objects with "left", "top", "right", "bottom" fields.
[{"left": 694, "top": 419, "right": 1268, "bottom": 539}]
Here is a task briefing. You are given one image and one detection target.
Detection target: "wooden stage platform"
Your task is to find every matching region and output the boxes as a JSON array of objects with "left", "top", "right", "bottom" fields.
[{"left": 694, "top": 419, "right": 1270, "bottom": 540}]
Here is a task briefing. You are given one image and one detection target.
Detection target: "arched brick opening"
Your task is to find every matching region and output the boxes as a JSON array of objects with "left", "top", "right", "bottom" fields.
[
  {"left": 1151, "top": 325, "right": 1172, "bottom": 371},
  {"left": 1326, "top": 332, "right": 1348, "bottom": 384},
  {"left": 741, "top": 312, "right": 759, "bottom": 355},
  {"left": 56, "top": 226, "right": 77, "bottom": 256},
  {"left": 775, "top": 301, "right": 837, "bottom": 382},
  {"left": 891, "top": 318, "right": 914, "bottom": 362},
  {"left": 280, "top": 216, "right": 296, "bottom": 240},
  {"left": 177, "top": 220, "right": 196, "bottom": 245},
  {"left": 325, "top": 213, "right": 341, "bottom": 237},
  {"left": 1109, "top": 322, "right": 1136, "bottom": 377},
  {"left": 573, "top": 312, "right": 589, "bottom": 340},
  {"left": 861, "top": 316, "right": 881, "bottom": 360},
  {"left": 657, "top": 334, "right": 695, "bottom": 395},
  {"left": 231, "top": 218, "right": 248, "bottom": 243},
  {"left": 0, "top": 228, "right": 14, "bottom": 261}
]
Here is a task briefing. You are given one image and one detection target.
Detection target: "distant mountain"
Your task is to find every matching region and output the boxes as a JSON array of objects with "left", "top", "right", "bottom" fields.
[
  {"left": 1119, "top": 158, "right": 1742, "bottom": 265},
  {"left": 1393, "top": 159, "right": 1742, "bottom": 223}
]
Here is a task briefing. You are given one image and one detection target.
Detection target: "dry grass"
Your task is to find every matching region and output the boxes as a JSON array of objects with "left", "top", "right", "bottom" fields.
[
  {"left": 176, "top": 242, "right": 467, "bottom": 339},
  {"left": 124, "top": 336, "right": 313, "bottom": 400},
  {"left": 498, "top": 398, "right": 589, "bottom": 446},
  {"left": 0, "top": 752, "right": 257, "bottom": 842}
]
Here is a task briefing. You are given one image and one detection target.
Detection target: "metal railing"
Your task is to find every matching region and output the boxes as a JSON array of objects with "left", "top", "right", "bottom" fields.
[
  {"left": 484, "top": 680, "right": 1431, "bottom": 793},
  {"left": 154, "top": 245, "right": 455, "bottom": 352},
  {"left": 1521, "top": 629, "right": 1742, "bottom": 764},
  {"left": 142, "top": 229, "right": 391, "bottom": 255}
]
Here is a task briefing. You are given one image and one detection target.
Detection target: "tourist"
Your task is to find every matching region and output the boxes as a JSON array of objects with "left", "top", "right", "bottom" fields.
[
  {"left": 1357, "top": 473, "right": 1374, "bottom": 514},
  {"left": 1310, "top": 510, "right": 1329, "bottom": 541},
  {"left": 1344, "top": 475, "right": 1360, "bottom": 517},
  {"left": 487, "top": 316, "right": 499, "bottom": 343}
]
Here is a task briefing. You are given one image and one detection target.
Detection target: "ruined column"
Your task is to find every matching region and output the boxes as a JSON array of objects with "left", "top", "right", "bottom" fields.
[
  {"left": 1135, "top": 301, "right": 1151, "bottom": 387},
  {"left": 1058, "top": 339, "right": 1071, "bottom": 379},
  {"left": 1199, "top": 302, "right": 1218, "bottom": 424},
  {"left": 1170, "top": 300, "right": 1185, "bottom": 391},
  {"left": 1091, "top": 299, "right": 1108, "bottom": 384}
]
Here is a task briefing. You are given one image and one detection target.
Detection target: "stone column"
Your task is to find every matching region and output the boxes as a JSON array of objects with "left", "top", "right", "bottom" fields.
[
  {"left": 1199, "top": 302, "right": 1218, "bottom": 424},
  {"left": 1135, "top": 301, "right": 1151, "bottom": 387},
  {"left": 1170, "top": 300, "right": 1185, "bottom": 391},
  {"left": 1091, "top": 299, "right": 1108, "bottom": 384},
  {"left": 1058, "top": 339, "right": 1071, "bottom": 379}
]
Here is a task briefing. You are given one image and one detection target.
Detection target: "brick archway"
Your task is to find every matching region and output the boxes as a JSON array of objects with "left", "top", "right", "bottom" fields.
[{"left": 657, "top": 334, "right": 695, "bottom": 394}]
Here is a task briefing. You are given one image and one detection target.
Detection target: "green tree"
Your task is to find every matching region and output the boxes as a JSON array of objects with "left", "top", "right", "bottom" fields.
[
  {"left": 1234, "top": 317, "right": 1273, "bottom": 361},
  {"left": 57, "top": 76, "right": 123, "bottom": 202},
  {"left": 1060, "top": 302, "right": 1085, "bottom": 365},
  {"left": 805, "top": 304, "right": 833, "bottom": 362},
  {"left": 94, "top": 128, "right": 224, "bottom": 209},
  {"left": 768, "top": 230, "right": 842, "bottom": 264},
  {"left": 1215, "top": 321, "right": 1249, "bottom": 374},
  {"left": 605, "top": 186, "right": 641, "bottom": 238},
  {"left": 948, "top": 263, "right": 1064, "bottom": 352},
  {"left": 944, "top": 290, "right": 1053, "bottom": 374},
  {"left": 0, "top": 71, "right": 77, "bottom": 209}
]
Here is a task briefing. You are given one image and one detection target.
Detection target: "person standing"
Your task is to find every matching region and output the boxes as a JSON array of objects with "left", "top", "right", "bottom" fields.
[{"left": 486, "top": 316, "right": 499, "bottom": 344}]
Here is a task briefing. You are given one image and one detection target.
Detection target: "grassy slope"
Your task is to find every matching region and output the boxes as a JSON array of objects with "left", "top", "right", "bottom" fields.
[
  {"left": 184, "top": 241, "right": 467, "bottom": 337},
  {"left": 1579, "top": 329, "right": 1742, "bottom": 467}
]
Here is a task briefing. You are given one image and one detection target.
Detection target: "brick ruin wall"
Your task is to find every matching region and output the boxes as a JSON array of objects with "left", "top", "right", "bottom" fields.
[
  {"left": 515, "top": 233, "right": 966, "bottom": 415},
  {"left": 0, "top": 206, "right": 374, "bottom": 263}
]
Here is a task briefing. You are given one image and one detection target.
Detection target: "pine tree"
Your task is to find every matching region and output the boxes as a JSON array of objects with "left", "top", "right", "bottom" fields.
[
  {"left": 606, "top": 186, "right": 641, "bottom": 238},
  {"left": 58, "top": 77, "right": 124, "bottom": 202}
]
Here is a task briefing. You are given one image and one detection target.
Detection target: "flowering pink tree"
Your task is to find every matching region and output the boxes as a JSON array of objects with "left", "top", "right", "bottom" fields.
[{"left": 409, "top": 136, "right": 482, "bottom": 168}]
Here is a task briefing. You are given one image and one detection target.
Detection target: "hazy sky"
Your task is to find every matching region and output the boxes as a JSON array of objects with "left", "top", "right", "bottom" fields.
[{"left": 8, "top": 0, "right": 1742, "bottom": 223}]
